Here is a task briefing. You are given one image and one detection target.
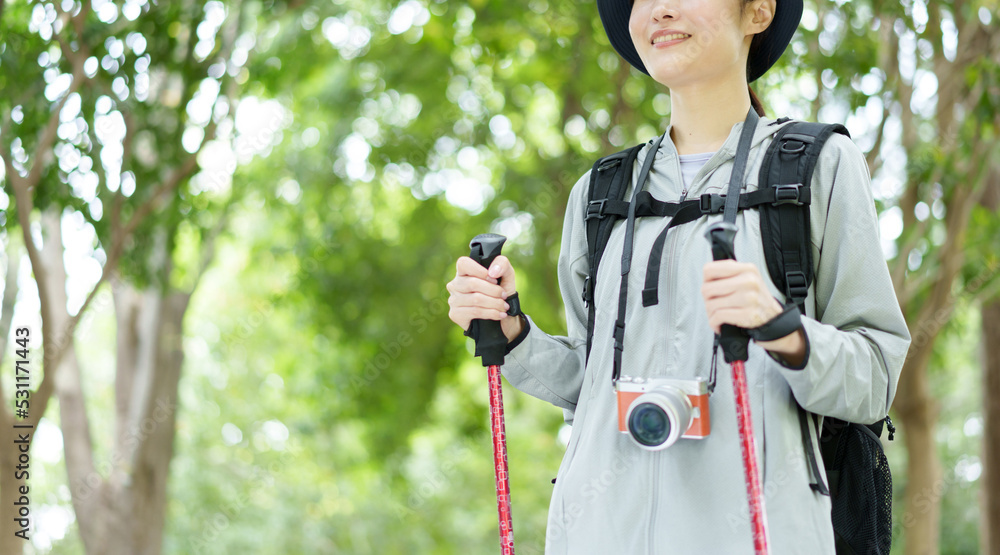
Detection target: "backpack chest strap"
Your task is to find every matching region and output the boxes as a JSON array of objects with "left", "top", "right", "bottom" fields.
[
  {"left": 585, "top": 185, "right": 810, "bottom": 223},
  {"left": 584, "top": 184, "right": 812, "bottom": 308},
  {"left": 615, "top": 185, "right": 811, "bottom": 307}
]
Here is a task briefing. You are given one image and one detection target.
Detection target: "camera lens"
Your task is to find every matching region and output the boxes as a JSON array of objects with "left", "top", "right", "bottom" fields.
[
  {"left": 625, "top": 386, "right": 693, "bottom": 450},
  {"left": 628, "top": 403, "right": 670, "bottom": 447}
]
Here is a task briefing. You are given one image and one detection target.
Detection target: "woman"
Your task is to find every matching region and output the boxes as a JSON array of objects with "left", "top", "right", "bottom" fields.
[{"left": 446, "top": 0, "right": 911, "bottom": 552}]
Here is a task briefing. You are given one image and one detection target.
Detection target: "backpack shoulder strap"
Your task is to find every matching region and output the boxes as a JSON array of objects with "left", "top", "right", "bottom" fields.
[
  {"left": 797, "top": 404, "right": 831, "bottom": 495},
  {"left": 584, "top": 143, "right": 643, "bottom": 362},
  {"left": 757, "top": 121, "right": 850, "bottom": 314},
  {"left": 764, "top": 120, "right": 849, "bottom": 496}
]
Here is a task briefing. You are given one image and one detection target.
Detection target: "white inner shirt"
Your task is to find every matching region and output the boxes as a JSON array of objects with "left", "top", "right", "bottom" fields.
[{"left": 678, "top": 151, "right": 716, "bottom": 192}]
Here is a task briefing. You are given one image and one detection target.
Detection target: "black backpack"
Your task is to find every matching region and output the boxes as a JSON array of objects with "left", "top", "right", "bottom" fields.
[{"left": 582, "top": 118, "right": 894, "bottom": 555}]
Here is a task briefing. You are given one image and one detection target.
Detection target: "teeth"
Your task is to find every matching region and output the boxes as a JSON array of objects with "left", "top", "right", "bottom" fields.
[{"left": 653, "top": 33, "right": 690, "bottom": 44}]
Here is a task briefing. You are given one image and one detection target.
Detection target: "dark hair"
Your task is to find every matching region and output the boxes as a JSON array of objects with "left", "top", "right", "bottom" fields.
[
  {"left": 748, "top": 84, "right": 765, "bottom": 117},
  {"left": 744, "top": 2, "right": 768, "bottom": 116}
]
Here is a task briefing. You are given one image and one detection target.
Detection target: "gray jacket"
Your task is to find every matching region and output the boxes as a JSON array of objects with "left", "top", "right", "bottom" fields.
[{"left": 503, "top": 116, "right": 912, "bottom": 554}]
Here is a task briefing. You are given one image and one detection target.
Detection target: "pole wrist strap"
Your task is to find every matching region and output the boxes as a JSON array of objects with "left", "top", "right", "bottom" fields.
[
  {"left": 747, "top": 301, "right": 803, "bottom": 342},
  {"left": 505, "top": 292, "right": 523, "bottom": 317}
]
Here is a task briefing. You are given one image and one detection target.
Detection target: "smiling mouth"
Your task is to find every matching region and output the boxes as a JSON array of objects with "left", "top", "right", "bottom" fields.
[{"left": 652, "top": 33, "right": 691, "bottom": 44}]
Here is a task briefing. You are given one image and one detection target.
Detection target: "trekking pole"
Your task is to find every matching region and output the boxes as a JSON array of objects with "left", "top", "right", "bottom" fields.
[
  {"left": 705, "top": 222, "right": 770, "bottom": 555},
  {"left": 467, "top": 233, "right": 516, "bottom": 555}
]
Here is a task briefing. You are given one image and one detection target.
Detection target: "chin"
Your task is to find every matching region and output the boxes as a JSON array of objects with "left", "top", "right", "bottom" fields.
[
  {"left": 637, "top": 55, "right": 690, "bottom": 84},
  {"left": 646, "top": 67, "right": 695, "bottom": 88},
  {"left": 646, "top": 61, "right": 730, "bottom": 90}
]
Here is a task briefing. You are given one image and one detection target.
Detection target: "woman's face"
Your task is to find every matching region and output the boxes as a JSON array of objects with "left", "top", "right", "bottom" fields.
[{"left": 628, "top": 0, "right": 764, "bottom": 88}]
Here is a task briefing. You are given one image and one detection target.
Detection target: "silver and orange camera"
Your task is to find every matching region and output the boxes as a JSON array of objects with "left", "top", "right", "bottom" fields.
[{"left": 616, "top": 376, "right": 711, "bottom": 450}]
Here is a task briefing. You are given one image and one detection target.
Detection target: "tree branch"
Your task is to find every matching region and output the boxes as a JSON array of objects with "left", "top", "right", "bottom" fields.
[
  {"left": 5, "top": 114, "right": 204, "bottom": 436},
  {"left": 865, "top": 99, "right": 890, "bottom": 174},
  {"left": 25, "top": 0, "right": 234, "bottom": 414},
  {"left": 111, "top": 278, "right": 139, "bottom": 471},
  {"left": 0, "top": 240, "right": 21, "bottom": 423},
  {"left": 2, "top": 125, "right": 45, "bottom": 288},
  {"left": 890, "top": 175, "right": 926, "bottom": 293},
  {"left": 20, "top": 211, "right": 70, "bottom": 433},
  {"left": 46, "top": 148, "right": 203, "bottom": 371},
  {"left": 28, "top": 68, "right": 84, "bottom": 190},
  {"left": 0, "top": 11, "right": 92, "bottom": 432},
  {"left": 0, "top": 16, "right": 88, "bottom": 355},
  {"left": 1, "top": 147, "right": 57, "bottom": 427},
  {"left": 910, "top": 137, "right": 993, "bottom": 328},
  {"left": 808, "top": 7, "right": 825, "bottom": 122},
  {"left": 35, "top": 210, "right": 101, "bottom": 541},
  {"left": 0, "top": 242, "right": 20, "bottom": 363}
]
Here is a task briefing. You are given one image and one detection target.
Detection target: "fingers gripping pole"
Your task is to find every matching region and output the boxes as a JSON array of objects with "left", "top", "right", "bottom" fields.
[
  {"left": 469, "top": 233, "right": 516, "bottom": 554},
  {"left": 469, "top": 233, "right": 510, "bottom": 367},
  {"left": 705, "top": 223, "right": 770, "bottom": 554}
]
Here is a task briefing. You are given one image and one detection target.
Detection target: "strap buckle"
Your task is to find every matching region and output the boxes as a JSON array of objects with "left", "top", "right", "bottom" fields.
[
  {"left": 582, "top": 275, "right": 592, "bottom": 305},
  {"left": 773, "top": 184, "right": 805, "bottom": 206},
  {"left": 585, "top": 199, "right": 608, "bottom": 221},
  {"left": 613, "top": 321, "right": 626, "bottom": 352},
  {"left": 780, "top": 139, "right": 808, "bottom": 154},
  {"left": 785, "top": 270, "right": 808, "bottom": 299},
  {"left": 699, "top": 193, "right": 726, "bottom": 214},
  {"left": 598, "top": 158, "right": 622, "bottom": 172}
]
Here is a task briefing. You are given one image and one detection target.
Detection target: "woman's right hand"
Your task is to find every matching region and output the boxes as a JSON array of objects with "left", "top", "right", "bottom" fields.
[{"left": 447, "top": 255, "right": 524, "bottom": 343}]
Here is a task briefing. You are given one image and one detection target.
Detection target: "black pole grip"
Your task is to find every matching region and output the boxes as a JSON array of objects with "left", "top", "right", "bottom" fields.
[
  {"left": 468, "top": 233, "right": 508, "bottom": 366},
  {"left": 705, "top": 223, "right": 749, "bottom": 363},
  {"left": 470, "top": 233, "right": 507, "bottom": 273},
  {"left": 707, "top": 222, "right": 737, "bottom": 262}
]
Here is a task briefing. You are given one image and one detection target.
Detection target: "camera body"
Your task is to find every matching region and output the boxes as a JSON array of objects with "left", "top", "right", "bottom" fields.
[{"left": 616, "top": 376, "right": 711, "bottom": 450}]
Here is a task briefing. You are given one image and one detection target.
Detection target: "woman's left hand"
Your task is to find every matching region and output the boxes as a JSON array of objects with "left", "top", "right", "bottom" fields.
[
  {"left": 701, "top": 260, "right": 808, "bottom": 365},
  {"left": 701, "top": 260, "right": 782, "bottom": 335}
]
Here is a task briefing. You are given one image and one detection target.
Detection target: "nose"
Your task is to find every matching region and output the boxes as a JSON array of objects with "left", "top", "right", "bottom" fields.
[{"left": 650, "top": 0, "right": 678, "bottom": 22}]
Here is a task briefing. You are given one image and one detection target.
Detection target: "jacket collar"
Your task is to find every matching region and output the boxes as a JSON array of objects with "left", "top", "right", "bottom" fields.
[{"left": 656, "top": 115, "right": 792, "bottom": 158}]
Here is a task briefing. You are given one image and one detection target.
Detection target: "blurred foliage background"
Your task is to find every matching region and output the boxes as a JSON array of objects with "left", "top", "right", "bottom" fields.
[{"left": 1, "top": 0, "right": 999, "bottom": 553}]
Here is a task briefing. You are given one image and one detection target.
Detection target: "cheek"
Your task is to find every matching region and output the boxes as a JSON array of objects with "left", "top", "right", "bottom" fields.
[
  {"left": 689, "top": 10, "right": 743, "bottom": 52},
  {"left": 627, "top": 16, "right": 640, "bottom": 45},
  {"left": 628, "top": 4, "right": 647, "bottom": 45}
]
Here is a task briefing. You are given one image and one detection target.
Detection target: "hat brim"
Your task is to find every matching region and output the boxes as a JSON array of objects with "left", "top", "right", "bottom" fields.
[{"left": 597, "top": 0, "right": 803, "bottom": 82}]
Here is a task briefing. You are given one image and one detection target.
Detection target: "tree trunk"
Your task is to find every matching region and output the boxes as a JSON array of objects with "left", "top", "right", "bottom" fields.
[
  {"left": 0, "top": 242, "right": 25, "bottom": 555},
  {"left": 896, "top": 340, "right": 942, "bottom": 555},
  {"left": 892, "top": 145, "right": 986, "bottom": 553},
  {"left": 0, "top": 419, "right": 25, "bottom": 555},
  {"left": 62, "top": 226, "right": 190, "bottom": 555},
  {"left": 56, "top": 281, "right": 189, "bottom": 555},
  {"left": 982, "top": 300, "right": 1000, "bottom": 554},
  {"left": 98, "top": 288, "right": 188, "bottom": 555},
  {"left": 4, "top": 212, "right": 192, "bottom": 555},
  {"left": 978, "top": 165, "right": 999, "bottom": 554}
]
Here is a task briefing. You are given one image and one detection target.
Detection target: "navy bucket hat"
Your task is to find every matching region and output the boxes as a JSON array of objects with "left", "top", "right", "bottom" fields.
[{"left": 597, "top": 0, "right": 803, "bottom": 82}]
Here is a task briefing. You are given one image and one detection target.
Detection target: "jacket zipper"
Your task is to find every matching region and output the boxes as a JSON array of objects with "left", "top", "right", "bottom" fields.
[
  {"left": 664, "top": 152, "right": 684, "bottom": 376},
  {"left": 648, "top": 454, "right": 659, "bottom": 549},
  {"left": 647, "top": 154, "right": 685, "bottom": 551}
]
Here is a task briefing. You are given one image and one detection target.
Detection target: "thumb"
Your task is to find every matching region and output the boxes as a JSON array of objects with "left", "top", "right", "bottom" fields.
[{"left": 488, "top": 255, "right": 517, "bottom": 295}]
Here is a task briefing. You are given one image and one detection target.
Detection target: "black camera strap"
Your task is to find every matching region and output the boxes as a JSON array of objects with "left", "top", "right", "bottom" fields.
[
  {"left": 611, "top": 108, "right": 759, "bottom": 388},
  {"left": 707, "top": 108, "right": 759, "bottom": 386},
  {"left": 611, "top": 132, "right": 663, "bottom": 385}
]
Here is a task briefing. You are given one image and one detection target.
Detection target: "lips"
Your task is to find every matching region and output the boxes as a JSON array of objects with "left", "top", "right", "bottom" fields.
[{"left": 650, "top": 29, "right": 691, "bottom": 45}]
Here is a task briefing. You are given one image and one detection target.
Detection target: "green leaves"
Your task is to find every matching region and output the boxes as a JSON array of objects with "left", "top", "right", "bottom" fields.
[{"left": 5, "top": 0, "right": 997, "bottom": 552}]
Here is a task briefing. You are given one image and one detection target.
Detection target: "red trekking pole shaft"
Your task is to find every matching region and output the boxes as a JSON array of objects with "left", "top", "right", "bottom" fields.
[
  {"left": 489, "top": 363, "right": 515, "bottom": 554},
  {"left": 706, "top": 223, "right": 770, "bottom": 554},
  {"left": 731, "top": 359, "right": 769, "bottom": 553},
  {"left": 468, "top": 233, "right": 516, "bottom": 555}
]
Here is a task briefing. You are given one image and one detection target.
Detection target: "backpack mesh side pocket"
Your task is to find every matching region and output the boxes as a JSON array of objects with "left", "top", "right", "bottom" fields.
[{"left": 825, "top": 422, "right": 893, "bottom": 555}]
